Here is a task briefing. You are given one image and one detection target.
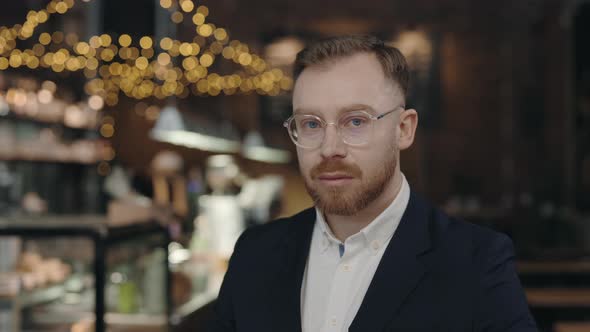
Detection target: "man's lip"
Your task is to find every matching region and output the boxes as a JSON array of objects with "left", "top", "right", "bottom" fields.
[{"left": 317, "top": 173, "right": 354, "bottom": 180}]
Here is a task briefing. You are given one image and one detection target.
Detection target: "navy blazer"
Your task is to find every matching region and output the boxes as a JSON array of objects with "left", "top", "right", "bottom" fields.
[{"left": 208, "top": 192, "right": 538, "bottom": 332}]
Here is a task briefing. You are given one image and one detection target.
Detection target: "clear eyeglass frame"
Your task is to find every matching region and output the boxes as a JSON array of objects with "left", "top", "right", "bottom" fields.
[{"left": 283, "top": 106, "right": 404, "bottom": 149}]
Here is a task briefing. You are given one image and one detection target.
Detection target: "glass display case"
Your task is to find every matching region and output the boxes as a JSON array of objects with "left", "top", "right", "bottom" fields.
[{"left": 0, "top": 215, "right": 170, "bottom": 332}]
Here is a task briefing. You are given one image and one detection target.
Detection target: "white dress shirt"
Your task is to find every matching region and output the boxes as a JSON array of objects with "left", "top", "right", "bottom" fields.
[{"left": 301, "top": 173, "right": 410, "bottom": 332}]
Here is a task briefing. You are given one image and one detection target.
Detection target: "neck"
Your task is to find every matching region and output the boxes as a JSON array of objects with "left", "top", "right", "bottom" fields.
[{"left": 324, "top": 171, "right": 403, "bottom": 242}]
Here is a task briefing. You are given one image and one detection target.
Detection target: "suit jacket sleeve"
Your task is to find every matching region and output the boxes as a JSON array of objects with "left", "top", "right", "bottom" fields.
[
  {"left": 475, "top": 234, "right": 538, "bottom": 332},
  {"left": 207, "top": 228, "right": 251, "bottom": 332}
]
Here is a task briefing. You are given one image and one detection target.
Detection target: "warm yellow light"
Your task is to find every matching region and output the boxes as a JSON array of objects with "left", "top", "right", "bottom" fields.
[
  {"left": 98, "top": 65, "right": 110, "bottom": 78},
  {"left": 196, "top": 80, "right": 208, "bottom": 93},
  {"left": 100, "top": 34, "right": 112, "bottom": 47},
  {"left": 222, "top": 47, "right": 235, "bottom": 59},
  {"left": 179, "top": 43, "right": 192, "bottom": 56},
  {"left": 135, "top": 57, "right": 149, "bottom": 70},
  {"left": 37, "top": 11, "right": 49, "bottom": 23},
  {"left": 160, "top": 37, "right": 173, "bottom": 50},
  {"left": 86, "top": 57, "right": 99, "bottom": 70},
  {"left": 145, "top": 106, "right": 160, "bottom": 121},
  {"left": 182, "top": 57, "right": 197, "bottom": 70},
  {"left": 118, "top": 34, "right": 132, "bottom": 47},
  {"left": 139, "top": 36, "right": 153, "bottom": 49},
  {"left": 52, "top": 63, "right": 65, "bottom": 72},
  {"left": 181, "top": 0, "right": 194, "bottom": 12},
  {"left": 101, "top": 123, "right": 115, "bottom": 137},
  {"left": 196, "top": 5, "right": 209, "bottom": 16},
  {"left": 171, "top": 12, "right": 184, "bottom": 24},
  {"left": 66, "top": 33, "right": 78, "bottom": 46},
  {"left": 52, "top": 31, "right": 64, "bottom": 44},
  {"left": 43, "top": 53, "right": 54, "bottom": 65},
  {"left": 103, "top": 146, "right": 116, "bottom": 161},
  {"left": 229, "top": 40, "right": 240, "bottom": 48},
  {"left": 141, "top": 48, "right": 154, "bottom": 59},
  {"left": 169, "top": 41, "right": 181, "bottom": 56},
  {"left": 76, "top": 56, "right": 87, "bottom": 67},
  {"left": 89, "top": 36, "right": 101, "bottom": 48},
  {"left": 238, "top": 53, "right": 252, "bottom": 66},
  {"left": 271, "top": 68, "right": 284, "bottom": 81},
  {"left": 199, "top": 53, "right": 213, "bottom": 67},
  {"left": 53, "top": 51, "right": 67, "bottom": 64},
  {"left": 26, "top": 11, "right": 38, "bottom": 22},
  {"left": 189, "top": 43, "right": 200, "bottom": 55},
  {"left": 197, "top": 24, "right": 212, "bottom": 37},
  {"left": 262, "top": 71, "right": 274, "bottom": 82},
  {"left": 75, "top": 42, "right": 90, "bottom": 55},
  {"left": 192, "top": 13, "right": 205, "bottom": 26},
  {"left": 0, "top": 57, "right": 8, "bottom": 70},
  {"left": 88, "top": 95, "right": 104, "bottom": 110},
  {"left": 214, "top": 28, "right": 227, "bottom": 41},
  {"left": 280, "top": 77, "right": 293, "bottom": 90},
  {"left": 8, "top": 54, "right": 23, "bottom": 68},
  {"left": 118, "top": 47, "right": 128, "bottom": 59},
  {"left": 55, "top": 2, "right": 68, "bottom": 14},
  {"left": 209, "top": 41, "right": 223, "bottom": 55},
  {"left": 109, "top": 62, "right": 122, "bottom": 75},
  {"left": 129, "top": 47, "right": 140, "bottom": 60},
  {"left": 105, "top": 94, "right": 119, "bottom": 106},
  {"left": 65, "top": 57, "right": 79, "bottom": 71},
  {"left": 208, "top": 86, "right": 220, "bottom": 96},
  {"left": 32, "top": 44, "right": 45, "bottom": 56},
  {"left": 157, "top": 53, "right": 171, "bottom": 65},
  {"left": 0, "top": 0, "right": 293, "bottom": 101},
  {"left": 37, "top": 89, "right": 53, "bottom": 104},
  {"left": 20, "top": 26, "right": 33, "bottom": 38},
  {"left": 100, "top": 49, "right": 115, "bottom": 61},
  {"left": 84, "top": 68, "right": 97, "bottom": 78},
  {"left": 195, "top": 65, "right": 207, "bottom": 78},
  {"left": 9, "top": 28, "right": 18, "bottom": 40}
]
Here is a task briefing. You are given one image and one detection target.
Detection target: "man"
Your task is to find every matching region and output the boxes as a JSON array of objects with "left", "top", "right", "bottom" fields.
[{"left": 209, "top": 35, "right": 538, "bottom": 332}]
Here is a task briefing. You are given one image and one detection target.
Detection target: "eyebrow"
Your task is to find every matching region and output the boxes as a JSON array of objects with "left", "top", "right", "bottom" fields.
[{"left": 293, "top": 104, "right": 376, "bottom": 116}]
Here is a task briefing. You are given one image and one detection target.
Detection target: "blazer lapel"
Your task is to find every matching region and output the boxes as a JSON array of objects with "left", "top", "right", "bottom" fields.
[
  {"left": 349, "top": 192, "right": 433, "bottom": 332},
  {"left": 269, "top": 208, "right": 315, "bottom": 332}
]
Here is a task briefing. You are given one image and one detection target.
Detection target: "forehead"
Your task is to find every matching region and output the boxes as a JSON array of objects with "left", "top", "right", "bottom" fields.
[{"left": 292, "top": 53, "right": 400, "bottom": 115}]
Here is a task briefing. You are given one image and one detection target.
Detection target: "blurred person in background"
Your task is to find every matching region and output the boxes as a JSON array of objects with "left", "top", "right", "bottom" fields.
[{"left": 209, "top": 35, "right": 538, "bottom": 332}]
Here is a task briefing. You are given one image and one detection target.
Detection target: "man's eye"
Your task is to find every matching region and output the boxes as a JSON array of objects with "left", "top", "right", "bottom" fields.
[
  {"left": 344, "top": 117, "right": 368, "bottom": 127},
  {"left": 303, "top": 120, "right": 320, "bottom": 129}
]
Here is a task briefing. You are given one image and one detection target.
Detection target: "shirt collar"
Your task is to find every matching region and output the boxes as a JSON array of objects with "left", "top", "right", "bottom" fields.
[
  {"left": 314, "top": 173, "right": 411, "bottom": 255},
  {"left": 315, "top": 210, "right": 341, "bottom": 253}
]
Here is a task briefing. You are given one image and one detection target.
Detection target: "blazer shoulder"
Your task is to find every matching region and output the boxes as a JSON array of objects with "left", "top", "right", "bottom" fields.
[{"left": 427, "top": 204, "right": 512, "bottom": 257}]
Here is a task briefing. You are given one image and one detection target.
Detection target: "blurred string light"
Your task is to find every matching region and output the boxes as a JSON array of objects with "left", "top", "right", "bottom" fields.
[
  {"left": 0, "top": 0, "right": 294, "bottom": 105},
  {"left": 2, "top": 80, "right": 104, "bottom": 127},
  {"left": 0, "top": 83, "right": 113, "bottom": 175}
]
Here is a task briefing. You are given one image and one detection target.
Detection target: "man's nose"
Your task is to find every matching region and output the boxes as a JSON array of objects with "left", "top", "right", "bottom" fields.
[{"left": 320, "top": 124, "right": 347, "bottom": 159}]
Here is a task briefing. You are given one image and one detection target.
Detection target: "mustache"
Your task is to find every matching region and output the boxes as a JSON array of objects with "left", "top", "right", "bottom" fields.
[{"left": 310, "top": 160, "right": 362, "bottom": 179}]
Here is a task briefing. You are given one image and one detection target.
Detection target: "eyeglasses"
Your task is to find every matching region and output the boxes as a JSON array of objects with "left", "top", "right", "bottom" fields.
[{"left": 283, "top": 107, "right": 404, "bottom": 149}]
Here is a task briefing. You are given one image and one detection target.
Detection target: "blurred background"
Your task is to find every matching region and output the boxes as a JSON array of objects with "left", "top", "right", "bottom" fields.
[{"left": 0, "top": 0, "right": 588, "bottom": 331}]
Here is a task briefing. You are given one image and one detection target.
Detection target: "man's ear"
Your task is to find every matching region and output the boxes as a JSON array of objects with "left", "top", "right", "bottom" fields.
[{"left": 398, "top": 109, "right": 418, "bottom": 150}]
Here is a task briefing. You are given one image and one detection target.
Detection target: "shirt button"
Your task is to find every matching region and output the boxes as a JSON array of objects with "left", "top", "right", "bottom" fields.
[
  {"left": 342, "top": 264, "right": 351, "bottom": 272},
  {"left": 371, "top": 240, "right": 381, "bottom": 251}
]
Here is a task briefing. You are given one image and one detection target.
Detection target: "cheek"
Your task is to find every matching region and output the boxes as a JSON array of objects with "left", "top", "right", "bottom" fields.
[
  {"left": 356, "top": 149, "right": 392, "bottom": 171},
  {"left": 296, "top": 149, "right": 315, "bottom": 175}
]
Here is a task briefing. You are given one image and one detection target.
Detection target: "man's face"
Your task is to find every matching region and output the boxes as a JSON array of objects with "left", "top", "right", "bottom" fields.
[{"left": 292, "top": 53, "right": 404, "bottom": 216}]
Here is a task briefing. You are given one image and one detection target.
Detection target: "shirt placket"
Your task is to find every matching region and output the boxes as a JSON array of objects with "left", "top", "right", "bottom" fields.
[{"left": 322, "top": 239, "right": 361, "bottom": 332}]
